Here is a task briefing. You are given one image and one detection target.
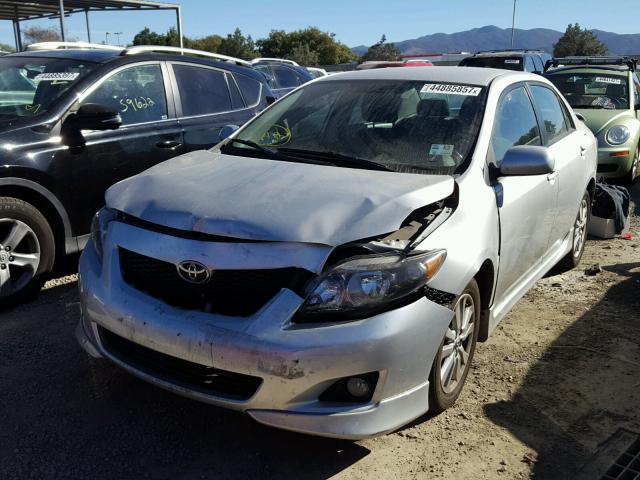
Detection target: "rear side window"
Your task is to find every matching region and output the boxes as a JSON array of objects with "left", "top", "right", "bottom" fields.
[
  {"left": 524, "top": 56, "right": 536, "bottom": 73},
  {"left": 234, "top": 73, "right": 262, "bottom": 106},
  {"left": 226, "top": 74, "right": 244, "bottom": 109},
  {"left": 529, "top": 85, "right": 569, "bottom": 143},
  {"left": 83, "top": 64, "right": 167, "bottom": 126},
  {"left": 272, "top": 65, "right": 303, "bottom": 89},
  {"left": 532, "top": 55, "right": 544, "bottom": 73},
  {"left": 491, "top": 86, "right": 542, "bottom": 165},
  {"left": 173, "top": 64, "right": 232, "bottom": 116}
]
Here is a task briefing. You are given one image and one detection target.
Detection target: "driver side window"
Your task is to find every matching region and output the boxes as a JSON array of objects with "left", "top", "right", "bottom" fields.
[
  {"left": 490, "top": 86, "right": 542, "bottom": 166},
  {"left": 82, "top": 64, "right": 168, "bottom": 126}
]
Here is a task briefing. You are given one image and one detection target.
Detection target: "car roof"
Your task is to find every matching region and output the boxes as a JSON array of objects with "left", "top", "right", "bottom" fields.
[
  {"left": 5, "top": 48, "right": 267, "bottom": 82},
  {"left": 322, "top": 66, "right": 513, "bottom": 86}
]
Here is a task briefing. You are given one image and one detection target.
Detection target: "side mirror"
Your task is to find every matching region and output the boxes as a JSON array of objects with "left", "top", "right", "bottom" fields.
[
  {"left": 266, "top": 95, "right": 276, "bottom": 105},
  {"left": 63, "top": 103, "right": 122, "bottom": 131},
  {"left": 500, "top": 146, "right": 555, "bottom": 176},
  {"left": 219, "top": 124, "right": 239, "bottom": 142},
  {"left": 575, "top": 112, "right": 586, "bottom": 122}
]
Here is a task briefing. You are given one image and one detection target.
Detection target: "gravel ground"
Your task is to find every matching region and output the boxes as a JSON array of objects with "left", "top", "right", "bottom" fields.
[{"left": 1, "top": 183, "right": 639, "bottom": 480}]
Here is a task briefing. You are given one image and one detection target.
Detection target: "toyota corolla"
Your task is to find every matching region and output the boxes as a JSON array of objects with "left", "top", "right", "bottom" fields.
[{"left": 77, "top": 67, "right": 597, "bottom": 439}]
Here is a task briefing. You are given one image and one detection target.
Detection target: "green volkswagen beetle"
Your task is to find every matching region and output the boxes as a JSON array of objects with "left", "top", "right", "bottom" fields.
[{"left": 545, "top": 57, "right": 640, "bottom": 183}]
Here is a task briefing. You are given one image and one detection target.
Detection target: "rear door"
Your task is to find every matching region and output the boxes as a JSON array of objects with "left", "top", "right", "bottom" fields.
[
  {"left": 63, "top": 61, "right": 183, "bottom": 234},
  {"left": 491, "top": 84, "right": 558, "bottom": 301},
  {"left": 170, "top": 63, "right": 255, "bottom": 151},
  {"left": 528, "top": 83, "right": 587, "bottom": 246}
]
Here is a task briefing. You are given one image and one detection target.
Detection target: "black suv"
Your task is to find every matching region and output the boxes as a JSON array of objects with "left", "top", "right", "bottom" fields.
[
  {"left": 459, "top": 49, "right": 552, "bottom": 74},
  {"left": 0, "top": 46, "right": 274, "bottom": 307}
]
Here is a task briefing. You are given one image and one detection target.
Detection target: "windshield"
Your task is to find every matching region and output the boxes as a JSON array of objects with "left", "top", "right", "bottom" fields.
[
  {"left": 0, "top": 56, "right": 97, "bottom": 119},
  {"left": 460, "top": 56, "right": 523, "bottom": 71},
  {"left": 547, "top": 72, "right": 630, "bottom": 110},
  {"left": 221, "top": 79, "right": 487, "bottom": 175}
]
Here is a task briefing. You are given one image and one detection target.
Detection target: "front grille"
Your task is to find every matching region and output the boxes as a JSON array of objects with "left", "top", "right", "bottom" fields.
[
  {"left": 119, "top": 248, "right": 312, "bottom": 316},
  {"left": 99, "top": 326, "right": 262, "bottom": 400}
]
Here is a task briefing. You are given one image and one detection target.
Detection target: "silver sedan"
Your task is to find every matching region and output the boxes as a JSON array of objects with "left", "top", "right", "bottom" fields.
[{"left": 77, "top": 66, "right": 597, "bottom": 439}]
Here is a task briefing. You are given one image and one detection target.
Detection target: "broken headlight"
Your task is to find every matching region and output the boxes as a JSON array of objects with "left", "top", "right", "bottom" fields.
[
  {"left": 90, "top": 207, "right": 117, "bottom": 260},
  {"left": 297, "top": 250, "right": 446, "bottom": 321}
]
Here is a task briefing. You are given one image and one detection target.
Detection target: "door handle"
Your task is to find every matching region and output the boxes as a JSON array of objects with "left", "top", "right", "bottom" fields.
[
  {"left": 156, "top": 140, "right": 182, "bottom": 149},
  {"left": 580, "top": 145, "right": 587, "bottom": 156},
  {"left": 547, "top": 171, "right": 558, "bottom": 184}
]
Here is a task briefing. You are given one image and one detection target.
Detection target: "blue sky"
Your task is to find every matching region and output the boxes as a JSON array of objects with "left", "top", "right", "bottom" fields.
[{"left": 1, "top": 0, "right": 639, "bottom": 49}]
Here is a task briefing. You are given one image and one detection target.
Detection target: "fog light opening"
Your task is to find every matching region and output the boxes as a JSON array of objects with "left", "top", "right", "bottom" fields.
[
  {"left": 346, "top": 377, "right": 372, "bottom": 398},
  {"left": 319, "top": 372, "right": 379, "bottom": 403}
]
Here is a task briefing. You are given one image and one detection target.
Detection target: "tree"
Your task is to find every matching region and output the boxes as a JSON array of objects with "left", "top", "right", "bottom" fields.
[
  {"left": 0, "top": 43, "right": 15, "bottom": 53},
  {"left": 360, "top": 35, "right": 402, "bottom": 63},
  {"left": 132, "top": 27, "right": 180, "bottom": 47},
  {"left": 289, "top": 44, "right": 320, "bottom": 66},
  {"left": 22, "top": 26, "right": 62, "bottom": 46},
  {"left": 257, "top": 27, "right": 355, "bottom": 65},
  {"left": 553, "top": 23, "right": 607, "bottom": 57},
  {"left": 218, "top": 28, "right": 257, "bottom": 58}
]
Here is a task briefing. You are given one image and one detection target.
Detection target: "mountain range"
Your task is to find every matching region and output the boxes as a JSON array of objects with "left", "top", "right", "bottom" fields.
[{"left": 351, "top": 25, "right": 640, "bottom": 56}]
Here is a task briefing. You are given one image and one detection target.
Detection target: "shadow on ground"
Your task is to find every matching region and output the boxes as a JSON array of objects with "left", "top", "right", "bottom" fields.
[
  {"left": 485, "top": 182, "right": 640, "bottom": 479},
  {"left": 0, "top": 281, "right": 368, "bottom": 480}
]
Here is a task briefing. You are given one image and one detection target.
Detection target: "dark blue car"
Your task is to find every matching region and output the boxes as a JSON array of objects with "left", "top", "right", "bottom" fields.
[{"left": 251, "top": 58, "right": 315, "bottom": 98}]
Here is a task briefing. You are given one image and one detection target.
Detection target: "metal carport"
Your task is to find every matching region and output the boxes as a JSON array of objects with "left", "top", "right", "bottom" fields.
[{"left": 0, "top": 0, "right": 182, "bottom": 51}]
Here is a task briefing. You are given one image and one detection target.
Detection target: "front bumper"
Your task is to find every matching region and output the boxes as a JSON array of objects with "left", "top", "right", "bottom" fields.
[
  {"left": 77, "top": 223, "right": 454, "bottom": 439},
  {"left": 596, "top": 146, "right": 635, "bottom": 178}
]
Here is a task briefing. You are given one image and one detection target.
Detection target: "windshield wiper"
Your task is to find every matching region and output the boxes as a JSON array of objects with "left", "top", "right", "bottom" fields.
[
  {"left": 277, "top": 148, "right": 392, "bottom": 172},
  {"left": 222, "top": 138, "right": 333, "bottom": 167}
]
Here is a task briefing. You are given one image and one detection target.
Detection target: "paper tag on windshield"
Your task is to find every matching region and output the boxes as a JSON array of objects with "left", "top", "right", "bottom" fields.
[
  {"left": 421, "top": 84, "right": 481, "bottom": 96},
  {"left": 595, "top": 76, "right": 622, "bottom": 85},
  {"left": 504, "top": 59, "right": 521, "bottom": 64},
  {"left": 35, "top": 72, "right": 79, "bottom": 82},
  {"left": 429, "top": 144, "right": 454, "bottom": 156}
]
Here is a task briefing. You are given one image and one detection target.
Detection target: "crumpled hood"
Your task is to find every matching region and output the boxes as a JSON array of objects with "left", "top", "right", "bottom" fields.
[
  {"left": 575, "top": 109, "right": 635, "bottom": 136},
  {"left": 106, "top": 151, "right": 455, "bottom": 246}
]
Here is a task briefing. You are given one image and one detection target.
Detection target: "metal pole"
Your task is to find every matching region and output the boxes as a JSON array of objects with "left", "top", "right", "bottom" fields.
[
  {"left": 105, "top": 32, "right": 110, "bottom": 44},
  {"left": 510, "top": 0, "right": 517, "bottom": 49},
  {"left": 58, "top": 0, "right": 66, "bottom": 41},
  {"left": 176, "top": 7, "right": 184, "bottom": 49},
  {"left": 15, "top": 20, "right": 22, "bottom": 51},
  {"left": 85, "top": 9, "right": 91, "bottom": 43},
  {"left": 13, "top": 5, "right": 22, "bottom": 51}
]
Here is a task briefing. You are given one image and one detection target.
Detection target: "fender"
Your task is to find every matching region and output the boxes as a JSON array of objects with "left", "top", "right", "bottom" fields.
[{"left": 0, "top": 177, "right": 77, "bottom": 254}]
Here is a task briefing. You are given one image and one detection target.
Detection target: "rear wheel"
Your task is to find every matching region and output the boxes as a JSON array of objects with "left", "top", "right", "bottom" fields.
[
  {"left": 558, "top": 191, "right": 590, "bottom": 271},
  {"left": 429, "top": 279, "right": 480, "bottom": 412},
  {"left": 0, "top": 197, "right": 55, "bottom": 310}
]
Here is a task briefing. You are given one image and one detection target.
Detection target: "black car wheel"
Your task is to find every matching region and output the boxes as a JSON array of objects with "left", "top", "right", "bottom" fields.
[{"left": 0, "top": 197, "right": 55, "bottom": 309}]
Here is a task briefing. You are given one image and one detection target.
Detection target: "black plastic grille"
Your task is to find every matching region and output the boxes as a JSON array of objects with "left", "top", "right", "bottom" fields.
[
  {"left": 603, "top": 437, "right": 640, "bottom": 480},
  {"left": 99, "top": 327, "right": 262, "bottom": 400},
  {"left": 119, "top": 248, "right": 312, "bottom": 316}
]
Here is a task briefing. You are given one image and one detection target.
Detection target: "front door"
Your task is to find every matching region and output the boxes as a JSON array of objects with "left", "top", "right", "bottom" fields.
[
  {"left": 59, "top": 62, "right": 184, "bottom": 234},
  {"left": 490, "top": 85, "right": 558, "bottom": 301}
]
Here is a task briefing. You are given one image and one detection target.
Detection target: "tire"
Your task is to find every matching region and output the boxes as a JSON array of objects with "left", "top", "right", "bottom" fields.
[
  {"left": 0, "top": 197, "right": 55, "bottom": 310},
  {"left": 622, "top": 144, "right": 639, "bottom": 186},
  {"left": 429, "top": 278, "right": 480, "bottom": 413},
  {"left": 558, "top": 190, "right": 590, "bottom": 271}
]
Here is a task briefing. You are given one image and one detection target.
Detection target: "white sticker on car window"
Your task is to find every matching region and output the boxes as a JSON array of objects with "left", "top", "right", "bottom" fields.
[
  {"left": 35, "top": 72, "right": 79, "bottom": 82},
  {"left": 421, "top": 84, "right": 482, "bottom": 96},
  {"left": 595, "top": 76, "right": 622, "bottom": 85},
  {"left": 429, "top": 144, "right": 454, "bottom": 155},
  {"left": 504, "top": 59, "right": 521, "bottom": 64}
]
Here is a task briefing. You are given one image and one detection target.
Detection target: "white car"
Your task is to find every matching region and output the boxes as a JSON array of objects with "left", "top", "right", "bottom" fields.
[{"left": 77, "top": 67, "right": 597, "bottom": 439}]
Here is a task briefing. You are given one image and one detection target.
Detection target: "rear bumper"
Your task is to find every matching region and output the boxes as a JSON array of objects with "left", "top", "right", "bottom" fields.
[{"left": 77, "top": 231, "right": 455, "bottom": 439}]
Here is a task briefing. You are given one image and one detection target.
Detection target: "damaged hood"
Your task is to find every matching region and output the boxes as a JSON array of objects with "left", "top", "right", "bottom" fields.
[{"left": 106, "top": 151, "right": 455, "bottom": 246}]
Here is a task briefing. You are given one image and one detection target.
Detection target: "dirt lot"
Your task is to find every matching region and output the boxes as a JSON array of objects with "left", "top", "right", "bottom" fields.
[{"left": 1, "top": 184, "right": 639, "bottom": 480}]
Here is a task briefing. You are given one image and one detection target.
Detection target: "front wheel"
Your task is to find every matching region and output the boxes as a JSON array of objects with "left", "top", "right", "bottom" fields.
[
  {"left": 429, "top": 279, "right": 480, "bottom": 413},
  {"left": 0, "top": 197, "right": 55, "bottom": 310}
]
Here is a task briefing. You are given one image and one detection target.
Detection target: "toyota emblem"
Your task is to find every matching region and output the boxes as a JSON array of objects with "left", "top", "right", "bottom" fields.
[{"left": 177, "top": 260, "right": 211, "bottom": 284}]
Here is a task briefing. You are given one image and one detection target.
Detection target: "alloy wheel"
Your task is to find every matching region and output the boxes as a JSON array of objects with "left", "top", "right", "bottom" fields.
[
  {"left": 440, "top": 293, "right": 475, "bottom": 394},
  {"left": 573, "top": 197, "right": 589, "bottom": 257},
  {"left": 0, "top": 218, "right": 41, "bottom": 297}
]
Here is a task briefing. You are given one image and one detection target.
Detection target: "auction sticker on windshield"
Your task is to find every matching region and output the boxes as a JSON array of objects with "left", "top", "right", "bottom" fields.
[
  {"left": 421, "top": 84, "right": 482, "bottom": 96},
  {"left": 429, "top": 144, "right": 454, "bottom": 155},
  {"left": 35, "top": 72, "right": 79, "bottom": 82},
  {"left": 595, "top": 76, "right": 622, "bottom": 85}
]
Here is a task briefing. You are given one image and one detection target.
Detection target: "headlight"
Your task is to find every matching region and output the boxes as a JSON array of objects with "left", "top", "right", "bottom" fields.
[
  {"left": 297, "top": 250, "right": 446, "bottom": 321},
  {"left": 605, "top": 125, "right": 630, "bottom": 145},
  {"left": 90, "top": 207, "right": 117, "bottom": 260}
]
